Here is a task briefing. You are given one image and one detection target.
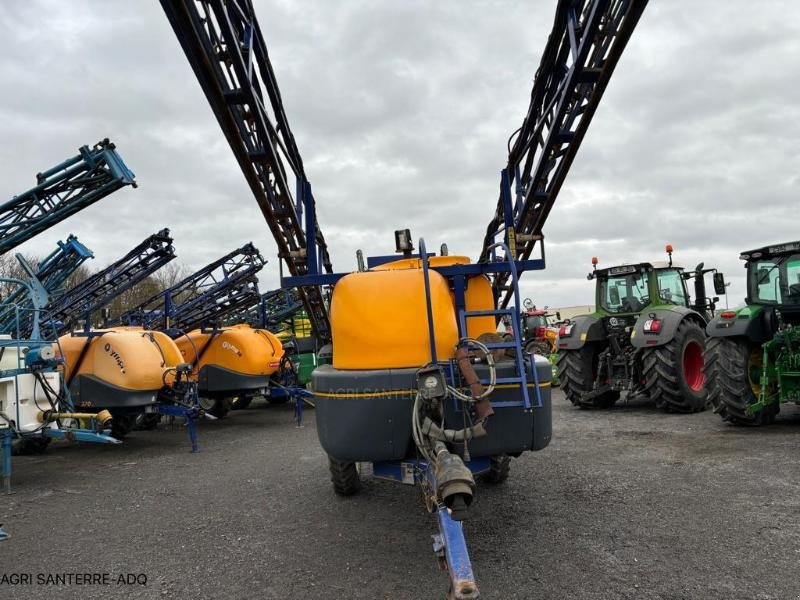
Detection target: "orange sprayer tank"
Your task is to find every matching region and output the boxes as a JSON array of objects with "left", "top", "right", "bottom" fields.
[
  {"left": 174, "top": 324, "right": 284, "bottom": 394},
  {"left": 331, "top": 256, "right": 496, "bottom": 370},
  {"left": 57, "top": 327, "right": 183, "bottom": 409}
]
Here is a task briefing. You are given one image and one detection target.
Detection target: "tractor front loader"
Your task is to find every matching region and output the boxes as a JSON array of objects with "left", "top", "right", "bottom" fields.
[
  {"left": 557, "top": 245, "right": 726, "bottom": 412},
  {"left": 705, "top": 241, "right": 800, "bottom": 425}
]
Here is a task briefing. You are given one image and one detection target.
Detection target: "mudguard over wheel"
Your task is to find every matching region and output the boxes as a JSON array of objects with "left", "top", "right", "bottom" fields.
[
  {"left": 557, "top": 344, "right": 618, "bottom": 408},
  {"left": 329, "top": 457, "right": 361, "bottom": 496},
  {"left": 642, "top": 319, "right": 708, "bottom": 413},
  {"left": 704, "top": 337, "right": 777, "bottom": 425}
]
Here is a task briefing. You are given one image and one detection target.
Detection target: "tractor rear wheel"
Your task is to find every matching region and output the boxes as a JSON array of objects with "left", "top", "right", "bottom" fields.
[
  {"left": 479, "top": 455, "right": 510, "bottom": 484},
  {"left": 704, "top": 337, "right": 777, "bottom": 425},
  {"left": 642, "top": 320, "right": 709, "bottom": 413},
  {"left": 328, "top": 457, "right": 361, "bottom": 496},
  {"left": 557, "top": 344, "right": 618, "bottom": 408}
]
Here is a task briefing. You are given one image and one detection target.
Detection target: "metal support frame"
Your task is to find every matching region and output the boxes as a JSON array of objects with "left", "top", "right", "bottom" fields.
[
  {"left": 112, "top": 242, "right": 265, "bottom": 331},
  {"left": 0, "top": 236, "right": 94, "bottom": 335},
  {"left": 373, "top": 457, "right": 489, "bottom": 599},
  {"left": 160, "top": 0, "right": 333, "bottom": 341},
  {"left": 41, "top": 229, "right": 176, "bottom": 335},
  {"left": 0, "top": 139, "right": 135, "bottom": 255},
  {"left": 481, "top": 0, "right": 648, "bottom": 306}
]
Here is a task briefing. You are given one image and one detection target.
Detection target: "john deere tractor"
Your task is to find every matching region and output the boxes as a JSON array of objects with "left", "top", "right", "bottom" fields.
[
  {"left": 705, "top": 241, "right": 800, "bottom": 425},
  {"left": 557, "top": 246, "right": 726, "bottom": 411}
]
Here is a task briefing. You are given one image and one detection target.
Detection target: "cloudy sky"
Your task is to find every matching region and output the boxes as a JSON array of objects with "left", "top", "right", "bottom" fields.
[{"left": 2, "top": 1, "right": 798, "bottom": 309}]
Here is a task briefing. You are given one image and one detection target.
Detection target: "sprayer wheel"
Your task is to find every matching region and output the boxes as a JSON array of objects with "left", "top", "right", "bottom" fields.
[
  {"left": 480, "top": 454, "right": 510, "bottom": 485},
  {"left": 135, "top": 413, "right": 162, "bottom": 430},
  {"left": 11, "top": 437, "right": 50, "bottom": 456},
  {"left": 328, "top": 456, "right": 361, "bottom": 496},
  {"left": 110, "top": 414, "right": 137, "bottom": 440},
  {"left": 199, "top": 396, "right": 230, "bottom": 418},
  {"left": 232, "top": 395, "right": 253, "bottom": 410}
]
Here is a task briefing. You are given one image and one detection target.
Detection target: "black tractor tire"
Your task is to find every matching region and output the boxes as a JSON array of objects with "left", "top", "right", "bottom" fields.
[
  {"left": 199, "top": 396, "right": 230, "bottom": 419},
  {"left": 704, "top": 337, "right": 777, "bottom": 426},
  {"left": 525, "top": 339, "right": 551, "bottom": 356},
  {"left": 557, "top": 344, "right": 618, "bottom": 408},
  {"left": 479, "top": 455, "right": 510, "bottom": 485},
  {"left": 329, "top": 457, "right": 361, "bottom": 496},
  {"left": 12, "top": 436, "right": 50, "bottom": 456},
  {"left": 642, "top": 320, "right": 709, "bottom": 413}
]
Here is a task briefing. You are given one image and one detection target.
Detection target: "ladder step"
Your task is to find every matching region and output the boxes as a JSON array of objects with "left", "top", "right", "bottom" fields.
[
  {"left": 462, "top": 309, "right": 514, "bottom": 317},
  {"left": 481, "top": 342, "right": 518, "bottom": 349}
]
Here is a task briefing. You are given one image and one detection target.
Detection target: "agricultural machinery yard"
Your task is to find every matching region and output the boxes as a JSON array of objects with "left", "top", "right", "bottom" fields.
[
  {"left": 3, "top": 394, "right": 799, "bottom": 600},
  {"left": 2, "top": 0, "right": 799, "bottom": 598}
]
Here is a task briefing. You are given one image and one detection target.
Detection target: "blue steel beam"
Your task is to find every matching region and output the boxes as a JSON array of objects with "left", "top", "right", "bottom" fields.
[
  {"left": 0, "top": 140, "right": 136, "bottom": 255},
  {"left": 0, "top": 235, "right": 94, "bottom": 335},
  {"left": 160, "top": 0, "right": 332, "bottom": 341},
  {"left": 112, "top": 243, "right": 265, "bottom": 331},
  {"left": 480, "top": 0, "right": 648, "bottom": 306},
  {"left": 42, "top": 229, "right": 176, "bottom": 335}
]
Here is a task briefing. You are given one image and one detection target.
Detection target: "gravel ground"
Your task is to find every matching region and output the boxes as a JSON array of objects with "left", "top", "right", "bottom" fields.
[{"left": 1, "top": 392, "right": 799, "bottom": 600}]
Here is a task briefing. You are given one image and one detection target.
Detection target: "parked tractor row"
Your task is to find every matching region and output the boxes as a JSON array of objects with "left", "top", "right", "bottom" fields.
[{"left": 553, "top": 242, "right": 800, "bottom": 427}]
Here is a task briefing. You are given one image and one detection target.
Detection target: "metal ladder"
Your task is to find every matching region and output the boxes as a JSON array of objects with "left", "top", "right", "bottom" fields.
[{"left": 456, "top": 242, "right": 542, "bottom": 410}]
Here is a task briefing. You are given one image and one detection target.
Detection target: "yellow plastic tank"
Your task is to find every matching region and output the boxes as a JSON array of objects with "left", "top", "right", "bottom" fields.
[
  {"left": 175, "top": 324, "right": 285, "bottom": 379},
  {"left": 366, "top": 255, "right": 496, "bottom": 340},
  {"left": 331, "top": 268, "right": 459, "bottom": 370},
  {"left": 57, "top": 327, "right": 183, "bottom": 392}
]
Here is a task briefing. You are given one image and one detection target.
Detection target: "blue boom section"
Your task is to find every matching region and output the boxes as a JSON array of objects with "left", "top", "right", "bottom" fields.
[
  {"left": 0, "top": 139, "right": 136, "bottom": 255},
  {"left": 224, "top": 288, "right": 304, "bottom": 331},
  {"left": 160, "top": 0, "right": 332, "bottom": 341},
  {"left": 42, "top": 229, "right": 176, "bottom": 335},
  {"left": 0, "top": 235, "right": 94, "bottom": 335},
  {"left": 111, "top": 243, "right": 265, "bottom": 331},
  {"left": 480, "top": 0, "right": 648, "bottom": 306}
]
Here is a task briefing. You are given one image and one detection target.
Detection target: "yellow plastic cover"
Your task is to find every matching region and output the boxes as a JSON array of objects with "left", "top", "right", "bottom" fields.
[{"left": 331, "top": 268, "right": 459, "bottom": 369}]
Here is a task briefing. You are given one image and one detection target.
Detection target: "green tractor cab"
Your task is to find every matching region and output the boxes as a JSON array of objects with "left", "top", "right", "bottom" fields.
[
  {"left": 557, "top": 245, "right": 726, "bottom": 412},
  {"left": 705, "top": 241, "right": 800, "bottom": 425}
]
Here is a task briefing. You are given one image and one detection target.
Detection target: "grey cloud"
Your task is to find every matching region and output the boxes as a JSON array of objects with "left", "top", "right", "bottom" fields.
[{"left": 1, "top": 1, "right": 798, "bottom": 309}]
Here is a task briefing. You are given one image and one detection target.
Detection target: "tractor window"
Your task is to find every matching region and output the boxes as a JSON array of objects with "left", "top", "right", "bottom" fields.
[
  {"left": 786, "top": 259, "right": 800, "bottom": 304},
  {"left": 599, "top": 272, "right": 649, "bottom": 313},
  {"left": 524, "top": 315, "right": 547, "bottom": 330},
  {"left": 749, "top": 254, "right": 800, "bottom": 305},
  {"left": 656, "top": 269, "right": 687, "bottom": 306}
]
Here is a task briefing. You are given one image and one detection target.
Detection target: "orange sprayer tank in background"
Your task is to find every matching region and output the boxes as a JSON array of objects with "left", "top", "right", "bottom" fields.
[
  {"left": 174, "top": 324, "right": 285, "bottom": 395},
  {"left": 57, "top": 327, "right": 183, "bottom": 410},
  {"left": 331, "top": 256, "right": 496, "bottom": 370}
]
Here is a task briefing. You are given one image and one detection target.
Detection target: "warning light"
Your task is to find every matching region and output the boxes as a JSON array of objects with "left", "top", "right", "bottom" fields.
[
  {"left": 591, "top": 256, "right": 598, "bottom": 266},
  {"left": 665, "top": 244, "right": 673, "bottom": 254}
]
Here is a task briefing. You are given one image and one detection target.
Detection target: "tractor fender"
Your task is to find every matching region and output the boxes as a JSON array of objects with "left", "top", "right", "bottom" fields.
[
  {"left": 630, "top": 306, "right": 705, "bottom": 349},
  {"left": 706, "top": 305, "right": 771, "bottom": 344},
  {"left": 556, "top": 314, "right": 605, "bottom": 351}
]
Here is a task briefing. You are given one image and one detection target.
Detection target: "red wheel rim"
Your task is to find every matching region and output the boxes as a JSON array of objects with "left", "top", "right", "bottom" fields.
[{"left": 682, "top": 340, "right": 704, "bottom": 392}]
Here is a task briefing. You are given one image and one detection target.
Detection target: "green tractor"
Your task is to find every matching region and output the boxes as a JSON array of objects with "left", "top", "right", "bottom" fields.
[
  {"left": 557, "top": 245, "right": 726, "bottom": 411},
  {"left": 705, "top": 241, "right": 800, "bottom": 425}
]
